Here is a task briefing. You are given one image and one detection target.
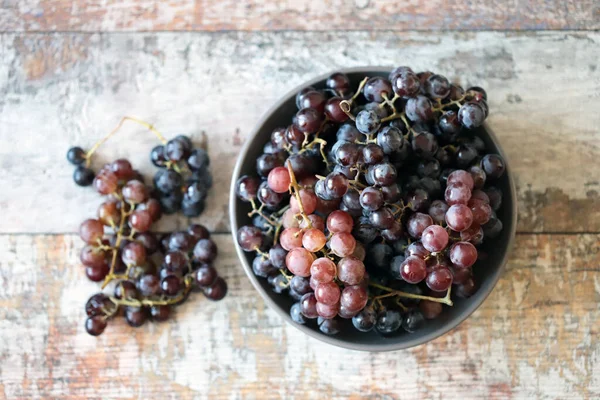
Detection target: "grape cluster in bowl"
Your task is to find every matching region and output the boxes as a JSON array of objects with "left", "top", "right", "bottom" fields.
[{"left": 233, "top": 67, "right": 511, "bottom": 342}]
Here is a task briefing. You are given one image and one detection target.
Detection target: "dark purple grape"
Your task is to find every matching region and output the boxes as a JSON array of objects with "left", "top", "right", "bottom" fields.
[
  {"left": 425, "top": 74, "right": 450, "bottom": 98},
  {"left": 355, "top": 110, "right": 381, "bottom": 135},
  {"left": 67, "top": 146, "right": 86, "bottom": 165},
  {"left": 366, "top": 243, "right": 393, "bottom": 268},
  {"left": 391, "top": 70, "right": 420, "bottom": 98},
  {"left": 85, "top": 316, "right": 107, "bottom": 336},
  {"left": 402, "top": 310, "right": 425, "bottom": 333},
  {"left": 369, "top": 207, "right": 395, "bottom": 229},
  {"left": 294, "top": 108, "right": 322, "bottom": 134},
  {"left": 411, "top": 133, "right": 438, "bottom": 159},
  {"left": 458, "top": 102, "right": 486, "bottom": 129},
  {"left": 73, "top": 166, "right": 95, "bottom": 186},
  {"left": 193, "top": 239, "right": 218, "bottom": 263},
  {"left": 257, "top": 181, "right": 285, "bottom": 209},
  {"left": 187, "top": 148, "right": 209, "bottom": 171},
  {"left": 165, "top": 137, "right": 190, "bottom": 161},
  {"left": 367, "top": 163, "right": 397, "bottom": 186},
  {"left": 297, "top": 90, "right": 326, "bottom": 114},
  {"left": 376, "top": 126, "right": 403, "bottom": 154},
  {"left": 381, "top": 183, "right": 401, "bottom": 203},
  {"left": 352, "top": 307, "right": 377, "bottom": 332},
  {"left": 326, "top": 73, "right": 351, "bottom": 97},
  {"left": 376, "top": 310, "right": 402, "bottom": 334},
  {"left": 125, "top": 306, "right": 148, "bottom": 327},
  {"left": 204, "top": 277, "right": 227, "bottom": 300},
  {"left": 363, "top": 77, "right": 393, "bottom": 102},
  {"left": 481, "top": 154, "right": 506, "bottom": 179},
  {"left": 406, "top": 95, "right": 434, "bottom": 122}
]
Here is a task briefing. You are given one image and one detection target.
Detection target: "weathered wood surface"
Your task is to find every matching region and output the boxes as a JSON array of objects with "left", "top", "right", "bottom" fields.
[
  {"left": 0, "top": 31, "right": 599, "bottom": 234},
  {"left": 1, "top": 0, "right": 598, "bottom": 32},
  {"left": 0, "top": 233, "right": 598, "bottom": 399}
]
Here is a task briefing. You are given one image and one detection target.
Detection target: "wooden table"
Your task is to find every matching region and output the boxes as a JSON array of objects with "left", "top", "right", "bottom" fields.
[{"left": 1, "top": 2, "right": 599, "bottom": 399}]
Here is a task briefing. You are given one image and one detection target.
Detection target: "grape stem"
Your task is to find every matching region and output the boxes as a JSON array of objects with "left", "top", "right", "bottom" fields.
[
  {"left": 339, "top": 77, "right": 370, "bottom": 121},
  {"left": 369, "top": 282, "right": 454, "bottom": 306},
  {"left": 101, "top": 194, "right": 131, "bottom": 289},
  {"left": 286, "top": 162, "right": 312, "bottom": 229},
  {"left": 109, "top": 275, "right": 194, "bottom": 308},
  {"left": 84, "top": 116, "right": 169, "bottom": 168}
]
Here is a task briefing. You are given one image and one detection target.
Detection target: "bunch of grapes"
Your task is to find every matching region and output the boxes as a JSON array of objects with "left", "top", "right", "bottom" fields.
[
  {"left": 235, "top": 68, "right": 505, "bottom": 336},
  {"left": 150, "top": 135, "right": 212, "bottom": 217},
  {"left": 67, "top": 118, "right": 226, "bottom": 336}
]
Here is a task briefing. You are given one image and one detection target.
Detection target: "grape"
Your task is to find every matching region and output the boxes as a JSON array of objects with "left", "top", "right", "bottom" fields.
[
  {"left": 359, "top": 187, "right": 384, "bottom": 211},
  {"left": 402, "top": 310, "right": 425, "bottom": 333},
  {"left": 326, "top": 72, "right": 351, "bottom": 97},
  {"left": 319, "top": 318, "right": 341, "bottom": 334},
  {"left": 280, "top": 227, "right": 304, "bottom": 251},
  {"left": 406, "top": 95, "right": 434, "bottom": 122},
  {"left": 455, "top": 278, "right": 477, "bottom": 298},
  {"left": 138, "top": 198, "right": 162, "bottom": 222},
  {"left": 330, "top": 232, "right": 356, "bottom": 257},
  {"left": 367, "top": 163, "right": 397, "bottom": 186},
  {"left": 160, "top": 275, "right": 182, "bottom": 296},
  {"left": 364, "top": 77, "right": 393, "bottom": 102},
  {"left": 369, "top": 207, "right": 395, "bottom": 229},
  {"left": 355, "top": 109, "right": 381, "bottom": 135},
  {"left": 290, "top": 189, "right": 317, "bottom": 214},
  {"left": 286, "top": 248, "right": 315, "bottom": 277},
  {"left": 236, "top": 225, "right": 265, "bottom": 255},
  {"left": 257, "top": 181, "right": 285, "bottom": 209},
  {"left": 381, "top": 221, "right": 403, "bottom": 241},
  {"left": 256, "top": 153, "right": 283, "bottom": 177},
  {"left": 337, "top": 256, "right": 365, "bottom": 285},
  {"left": 405, "top": 242, "right": 429, "bottom": 259},
  {"left": 482, "top": 154, "right": 506, "bottom": 179},
  {"left": 97, "top": 201, "right": 120, "bottom": 226},
  {"left": 485, "top": 186, "right": 503, "bottom": 211},
  {"left": 86, "top": 264, "right": 109, "bottom": 282},
  {"left": 73, "top": 166, "right": 95, "bottom": 186},
  {"left": 326, "top": 210, "right": 354, "bottom": 233},
  {"left": 267, "top": 166, "right": 291, "bottom": 194},
  {"left": 340, "top": 285, "right": 368, "bottom": 312},
  {"left": 154, "top": 169, "right": 183, "bottom": 194},
  {"left": 366, "top": 243, "right": 393, "bottom": 269},
  {"left": 324, "top": 172, "right": 349, "bottom": 198},
  {"left": 137, "top": 274, "right": 160, "bottom": 297},
  {"left": 168, "top": 231, "right": 194, "bottom": 252},
  {"left": 426, "top": 266, "right": 453, "bottom": 292},
  {"left": 445, "top": 182, "right": 472, "bottom": 205},
  {"left": 469, "top": 198, "right": 492, "bottom": 225},
  {"left": 150, "top": 305, "right": 171, "bottom": 322},
  {"left": 449, "top": 84, "right": 465, "bottom": 101},
  {"left": 417, "top": 159, "right": 441, "bottom": 179},
  {"left": 449, "top": 241, "right": 478, "bottom": 268},
  {"left": 300, "top": 293, "right": 319, "bottom": 319},
  {"left": 468, "top": 165, "right": 486, "bottom": 189},
  {"left": 315, "top": 282, "right": 341, "bottom": 306},
  {"left": 390, "top": 255, "right": 405, "bottom": 279},
  {"left": 428, "top": 200, "right": 449, "bottom": 224},
  {"left": 352, "top": 307, "right": 377, "bottom": 332},
  {"left": 290, "top": 302, "right": 307, "bottom": 325},
  {"left": 458, "top": 102, "right": 486, "bottom": 128},
  {"left": 325, "top": 97, "right": 349, "bottom": 123},
  {"left": 163, "top": 250, "right": 189, "bottom": 271},
  {"left": 460, "top": 224, "right": 484, "bottom": 245},
  {"left": 400, "top": 256, "right": 427, "bottom": 284},
  {"left": 335, "top": 142, "right": 360, "bottom": 166},
  {"left": 456, "top": 145, "right": 478, "bottom": 168},
  {"left": 122, "top": 242, "right": 146, "bottom": 266},
  {"left": 316, "top": 302, "right": 339, "bottom": 319},
  {"left": 299, "top": 214, "right": 325, "bottom": 232},
  {"left": 252, "top": 255, "right": 275, "bottom": 278},
  {"left": 483, "top": 217, "right": 503, "bottom": 239},
  {"left": 425, "top": 74, "right": 450, "bottom": 98},
  {"left": 336, "top": 124, "right": 363, "bottom": 142},
  {"left": 85, "top": 293, "right": 111, "bottom": 317},
  {"left": 302, "top": 228, "right": 326, "bottom": 252},
  {"left": 294, "top": 108, "right": 322, "bottom": 134},
  {"left": 439, "top": 110, "right": 461, "bottom": 135},
  {"left": 447, "top": 170, "right": 474, "bottom": 190},
  {"left": 203, "top": 277, "right": 228, "bottom": 301},
  {"left": 281, "top": 209, "right": 299, "bottom": 229},
  {"left": 406, "top": 212, "right": 434, "bottom": 239},
  {"left": 298, "top": 90, "right": 326, "bottom": 114},
  {"left": 80, "top": 245, "right": 107, "bottom": 268},
  {"left": 129, "top": 210, "right": 152, "bottom": 232},
  {"left": 450, "top": 264, "right": 472, "bottom": 284},
  {"left": 421, "top": 225, "right": 449, "bottom": 252},
  {"left": 67, "top": 146, "right": 86, "bottom": 165},
  {"left": 391, "top": 70, "right": 420, "bottom": 97},
  {"left": 445, "top": 204, "right": 474, "bottom": 232},
  {"left": 195, "top": 265, "right": 218, "bottom": 287},
  {"left": 286, "top": 124, "right": 305, "bottom": 148},
  {"left": 290, "top": 276, "right": 311, "bottom": 296},
  {"left": 192, "top": 239, "right": 218, "bottom": 263},
  {"left": 85, "top": 316, "right": 107, "bottom": 336},
  {"left": 381, "top": 183, "right": 402, "bottom": 203},
  {"left": 420, "top": 300, "right": 442, "bottom": 319},
  {"left": 411, "top": 133, "right": 438, "bottom": 159},
  {"left": 309, "top": 257, "right": 335, "bottom": 284},
  {"left": 79, "top": 219, "right": 104, "bottom": 244},
  {"left": 376, "top": 310, "right": 402, "bottom": 334},
  {"left": 471, "top": 189, "right": 490, "bottom": 204}
]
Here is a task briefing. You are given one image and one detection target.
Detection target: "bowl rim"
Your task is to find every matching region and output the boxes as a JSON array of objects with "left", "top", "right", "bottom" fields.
[{"left": 229, "top": 66, "right": 518, "bottom": 352}]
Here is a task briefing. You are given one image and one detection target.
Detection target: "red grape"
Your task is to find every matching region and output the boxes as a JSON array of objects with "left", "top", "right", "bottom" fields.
[
  {"left": 449, "top": 241, "right": 478, "bottom": 268},
  {"left": 267, "top": 166, "right": 291, "bottom": 193},
  {"left": 302, "top": 228, "right": 326, "bottom": 252},
  {"left": 421, "top": 225, "right": 449, "bottom": 252},
  {"left": 400, "top": 256, "right": 427, "bottom": 284},
  {"left": 286, "top": 248, "right": 315, "bottom": 277},
  {"left": 445, "top": 204, "right": 474, "bottom": 232},
  {"left": 280, "top": 227, "right": 304, "bottom": 251},
  {"left": 337, "top": 256, "right": 365, "bottom": 285},
  {"left": 329, "top": 232, "right": 356, "bottom": 257},
  {"left": 311, "top": 257, "right": 336, "bottom": 283}
]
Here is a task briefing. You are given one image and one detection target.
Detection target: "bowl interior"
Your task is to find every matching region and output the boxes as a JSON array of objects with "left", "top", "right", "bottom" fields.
[{"left": 230, "top": 68, "right": 516, "bottom": 351}]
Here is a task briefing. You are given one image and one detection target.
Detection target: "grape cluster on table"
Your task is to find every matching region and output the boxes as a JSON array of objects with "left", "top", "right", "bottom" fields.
[
  {"left": 235, "top": 67, "right": 506, "bottom": 336},
  {"left": 67, "top": 128, "right": 225, "bottom": 336}
]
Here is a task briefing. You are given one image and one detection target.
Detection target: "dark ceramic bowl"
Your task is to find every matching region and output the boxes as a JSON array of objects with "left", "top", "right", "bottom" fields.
[{"left": 229, "top": 67, "right": 517, "bottom": 351}]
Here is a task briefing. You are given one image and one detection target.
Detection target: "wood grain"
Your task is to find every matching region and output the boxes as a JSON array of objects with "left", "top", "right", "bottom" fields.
[
  {"left": 1, "top": 0, "right": 598, "bottom": 32},
  {"left": 0, "top": 233, "right": 598, "bottom": 399},
  {"left": 0, "top": 31, "right": 599, "bottom": 234}
]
